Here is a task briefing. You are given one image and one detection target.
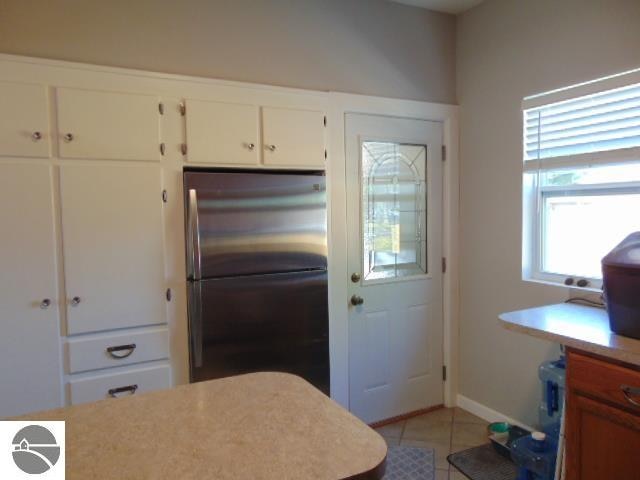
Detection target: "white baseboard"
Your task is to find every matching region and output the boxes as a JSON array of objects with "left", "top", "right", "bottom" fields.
[{"left": 456, "top": 394, "right": 535, "bottom": 432}]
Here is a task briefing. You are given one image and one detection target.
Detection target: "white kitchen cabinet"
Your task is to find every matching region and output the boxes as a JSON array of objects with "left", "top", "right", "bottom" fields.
[
  {"left": 185, "top": 99, "right": 259, "bottom": 166},
  {"left": 69, "top": 362, "right": 171, "bottom": 405},
  {"left": 66, "top": 326, "right": 170, "bottom": 373},
  {"left": 262, "top": 106, "right": 325, "bottom": 168},
  {"left": 56, "top": 88, "right": 160, "bottom": 161},
  {"left": 60, "top": 164, "right": 166, "bottom": 334},
  {"left": 0, "top": 82, "right": 50, "bottom": 158},
  {"left": 0, "top": 163, "right": 62, "bottom": 417}
]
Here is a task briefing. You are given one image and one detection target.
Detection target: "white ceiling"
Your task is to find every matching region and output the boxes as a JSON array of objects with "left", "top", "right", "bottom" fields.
[{"left": 388, "top": 0, "right": 484, "bottom": 14}]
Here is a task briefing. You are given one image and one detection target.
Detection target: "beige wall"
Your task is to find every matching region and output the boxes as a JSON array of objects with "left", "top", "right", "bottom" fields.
[
  {"left": 457, "top": 0, "right": 640, "bottom": 426},
  {"left": 0, "top": 0, "right": 456, "bottom": 103}
]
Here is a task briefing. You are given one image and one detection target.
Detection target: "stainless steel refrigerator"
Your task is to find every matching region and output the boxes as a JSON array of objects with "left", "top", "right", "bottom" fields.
[{"left": 184, "top": 169, "right": 329, "bottom": 394}]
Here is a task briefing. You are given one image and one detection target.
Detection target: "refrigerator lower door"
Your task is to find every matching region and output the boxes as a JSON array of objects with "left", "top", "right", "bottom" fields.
[{"left": 187, "top": 270, "right": 329, "bottom": 394}]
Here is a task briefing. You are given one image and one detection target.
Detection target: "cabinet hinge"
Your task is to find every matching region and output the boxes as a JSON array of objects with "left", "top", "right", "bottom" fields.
[
  {"left": 442, "top": 145, "right": 446, "bottom": 161},
  {"left": 162, "top": 190, "right": 168, "bottom": 203},
  {"left": 442, "top": 365, "right": 447, "bottom": 382},
  {"left": 323, "top": 115, "right": 327, "bottom": 127},
  {"left": 442, "top": 257, "right": 447, "bottom": 274},
  {"left": 158, "top": 103, "right": 164, "bottom": 115},
  {"left": 160, "top": 143, "right": 166, "bottom": 156},
  {"left": 181, "top": 143, "right": 188, "bottom": 155},
  {"left": 179, "top": 102, "right": 186, "bottom": 116}
]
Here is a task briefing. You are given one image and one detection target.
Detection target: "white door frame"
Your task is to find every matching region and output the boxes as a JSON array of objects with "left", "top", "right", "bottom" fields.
[{"left": 327, "top": 92, "right": 459, "bottom": 410}]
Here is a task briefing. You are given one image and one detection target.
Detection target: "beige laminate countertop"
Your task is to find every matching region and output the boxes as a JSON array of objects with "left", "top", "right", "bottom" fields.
[
  {"left": 499, "top": 303, "right": 640, "bottom": 366},
  {"left": 18, "top": 372, "right": 387, "bottom": 480}
]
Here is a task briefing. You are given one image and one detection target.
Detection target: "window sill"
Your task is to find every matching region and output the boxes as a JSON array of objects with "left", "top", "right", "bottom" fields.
[{"left": 522, "top": 275, "right": 603, "bottom": 294}]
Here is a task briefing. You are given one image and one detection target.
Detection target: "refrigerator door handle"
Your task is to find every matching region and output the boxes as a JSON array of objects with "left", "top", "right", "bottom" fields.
[
  {"left": 187, "top": 188, "right": 202, "bottom": 280},
  {"left": 188, "top": 281, "right": 204, "bottom": 369}
]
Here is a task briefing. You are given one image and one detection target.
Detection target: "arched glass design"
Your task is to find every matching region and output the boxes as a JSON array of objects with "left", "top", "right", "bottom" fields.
[{"left": 362, "top": 141, "right": 427, "bottom": 281}]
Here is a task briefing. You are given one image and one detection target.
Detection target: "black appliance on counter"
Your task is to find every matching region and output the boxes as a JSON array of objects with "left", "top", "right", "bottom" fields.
[{"left": 603, "top": 232, "right": 640, "bottom": 339}]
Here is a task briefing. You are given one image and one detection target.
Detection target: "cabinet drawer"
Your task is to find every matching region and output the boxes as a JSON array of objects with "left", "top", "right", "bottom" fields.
[
  {"left": 69, "top": 363, "right": 170, "bottom": 405},
  {"left": 568, "top": 350, "right": 640, "bottom": 411},
  {"left": 66, "top": 327, "right": 169, "bottom": 373}
]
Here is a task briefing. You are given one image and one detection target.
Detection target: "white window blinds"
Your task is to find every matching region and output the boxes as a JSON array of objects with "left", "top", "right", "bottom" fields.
[{"left": 524, "top": 82, "right": 640, "bottom": 161}]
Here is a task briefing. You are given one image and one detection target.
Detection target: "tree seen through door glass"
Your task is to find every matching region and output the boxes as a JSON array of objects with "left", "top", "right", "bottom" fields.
[{"left": 362, "top": 141, "right": 427, "bottom": 281}]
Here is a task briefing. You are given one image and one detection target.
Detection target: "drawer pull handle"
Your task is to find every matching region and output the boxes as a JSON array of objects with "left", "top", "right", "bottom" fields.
[
  {"left": 106, "top": 343, "right": 137, "bottom": 359},
  {"left": 108, "top": 384, "right": 138, "bottom": 398},
  {"left": 621, "top": 384, "right": 640, "bottom": 407}
]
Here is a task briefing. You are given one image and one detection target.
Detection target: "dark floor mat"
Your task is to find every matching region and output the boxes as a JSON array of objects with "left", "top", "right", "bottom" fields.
[{"left": 447, "top": 444, "right": 517, "bottom": 480}]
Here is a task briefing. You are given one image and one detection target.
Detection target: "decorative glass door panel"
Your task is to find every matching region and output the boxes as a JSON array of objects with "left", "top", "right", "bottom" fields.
[{"left": 362, "top": 141, "right": 427, "bottom": 282}]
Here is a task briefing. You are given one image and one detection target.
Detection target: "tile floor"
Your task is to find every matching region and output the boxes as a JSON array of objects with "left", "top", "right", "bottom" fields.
[{"left": 374, "top": 407, "right": 489, "bottom": 480}]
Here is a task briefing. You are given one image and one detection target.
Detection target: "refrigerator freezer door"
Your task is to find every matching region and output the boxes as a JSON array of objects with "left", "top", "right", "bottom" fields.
[
  {"left": 184, "top": 171, "right": 327, "bottom": 279},
  {"left": 188, "top": 270, "right": 329, "bottom": 394}
]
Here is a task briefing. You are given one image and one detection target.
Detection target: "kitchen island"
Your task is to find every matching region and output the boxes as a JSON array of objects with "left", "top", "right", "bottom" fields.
[{"left": 19, "top": 372, "right": 386, "bottom": 480}]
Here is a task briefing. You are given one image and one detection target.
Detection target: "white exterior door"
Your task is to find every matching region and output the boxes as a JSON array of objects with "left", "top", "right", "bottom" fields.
[
  {"left": 346, "top": 113, "right": 444, "bottom": 424},
  {"left": 0, "top": 163, "right": 62, "bottom": 417}
]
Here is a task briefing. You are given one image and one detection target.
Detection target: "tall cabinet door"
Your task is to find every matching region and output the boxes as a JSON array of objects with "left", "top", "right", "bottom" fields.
[
  {"left": 0, "top": 163, "right": 62, "bottom": 416},
  {"left": 185, "top": 100, "right": 259, "bottom": 165},
  {"left": 60, "top": 164, "right": 166, "bottom": 334}
]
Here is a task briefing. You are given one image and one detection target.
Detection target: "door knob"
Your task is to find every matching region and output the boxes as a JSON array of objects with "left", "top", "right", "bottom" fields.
[
  {"left": 70, "top": 296, "right": 81, "bottom": 306},
  {"left": 40, "top": 298, "right": 51, "bottom": 309},
  {"left": 351, "top": 273, "right": 361, "bottom": 283},
  {"left": 350, "top": 295, "right": 364, "bottom": 306}
]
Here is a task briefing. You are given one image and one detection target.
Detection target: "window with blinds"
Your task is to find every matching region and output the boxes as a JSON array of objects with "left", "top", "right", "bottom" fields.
[
  {"left": 524, "top": 82, "right": 640, "bottom": 161},
  {"left": 522, "top": 70, "right": 640, "bottom": 288}
]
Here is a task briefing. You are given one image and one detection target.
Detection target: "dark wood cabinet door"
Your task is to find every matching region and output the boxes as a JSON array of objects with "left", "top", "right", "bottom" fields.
[{"left": 567, "top": 351, "right": 640, "bottom": 480}]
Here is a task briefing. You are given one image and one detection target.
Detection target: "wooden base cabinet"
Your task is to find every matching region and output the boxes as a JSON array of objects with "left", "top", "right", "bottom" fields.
[{"left": 566, "top": 349, "right": 640, "bottom": 479}]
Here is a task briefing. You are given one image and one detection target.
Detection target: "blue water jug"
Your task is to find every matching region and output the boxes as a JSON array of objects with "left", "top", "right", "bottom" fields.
[
  {"left": 538, "top": 356, "right": 565, "bottom": 432},
  {"left": 511, "top": 431, "right": 557, "bottom": 480}
]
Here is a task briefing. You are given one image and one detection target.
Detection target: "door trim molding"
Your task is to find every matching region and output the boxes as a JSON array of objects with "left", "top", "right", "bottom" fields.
[{"left": 327, "top": 92, "right": 459, "bottom": 409}]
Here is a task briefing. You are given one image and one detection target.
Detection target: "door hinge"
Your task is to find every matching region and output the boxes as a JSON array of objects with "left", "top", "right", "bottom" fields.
[
  {"left": 166, "top": 288, "right": 172, "bottom": 302},
  {"left": 179, "top": 102, "right": 186, "bottom": 116},
  {"left": 181, "top": 143, "right": 188, "bottom": 155},
  {"left": 158, "top": 103, "right": 164, "bottom": 115},
  {"left": 324, "top": 149, "right": 327, "bottom": 160},
  {"left": 160, "top": 143, "right": 166, "bottom": 156},
  {"left": 162, "top": 189, "right": 168, "bottom": 203},
  {"left": 442, "top": 145, "right": 446, "bottom": 161},
  {"left": 442, "top": 365, "right": 447, "bottom": 382},
  {"left": 323, "top": 115, "right": 327, "bottom": 127},
  {"left": 442, "top": 257, "right": 447, "bottom": 274}
]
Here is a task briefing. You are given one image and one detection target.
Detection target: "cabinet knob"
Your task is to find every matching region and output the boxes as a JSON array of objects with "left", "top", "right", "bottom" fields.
[
  {"left": 32, "top": 131, "right": 42, "bottom": 141},
  {"left": 266, "top": 144, "right": 277, "bottom": 152},
  {"left": 350, "top": 294, "right": 364, "bottom": 306},
  {"left": 64, "top": 133, "right": 74, "bottom": 142},
  {"left": 70, "top": 296, "right": 81, "bottom": 306},
  {"left": 246, "top": 143, "right": 255, "bottom": 151},
  {"left": 40, "top": 298, "right": 51, "bottom": 309}
]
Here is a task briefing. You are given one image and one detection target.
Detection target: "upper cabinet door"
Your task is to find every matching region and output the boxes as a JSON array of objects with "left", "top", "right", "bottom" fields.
[
  {"left": 0, "top": 163, "right": 62, "bottom": 417},
  {"left": 56, "top": 88, "right": 160, "bottom": 161},
  {"left": 60, "top": 164, "right": 166, "bottom": 334},
  {"left": 0, "top": 82, "right": 50, "bottom": 158},
  {"left": 262, "top": 107, "right": 325, "bottom": 168},
  {"left": 185, "top": 99, "right": 259, "bottom": 165}
]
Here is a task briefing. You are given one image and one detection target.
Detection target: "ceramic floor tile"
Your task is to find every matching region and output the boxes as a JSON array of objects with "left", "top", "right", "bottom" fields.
[
  {"left": 435, "top": 468, "right": 450, "bottom": 480},
  {"left": 449, "top": 469, "right": 467, "bottom": 480},
  {"left": 375, "top": 420, "right": 405, "bottom": 438},
  {"left": 453, "top": 407, "right": 488, "bottom": 425},
  {"left": 399, "top": 439, "right": 451, "bottom": 470},
  {"left": 452, "top": 421, "right": 489, "bottom": 447},
  {"left": 403, "top": 418, "right": 452, "bottom": 442},
  {"left": 382, "top": 435, "right": 400, "bottom": 446}
]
